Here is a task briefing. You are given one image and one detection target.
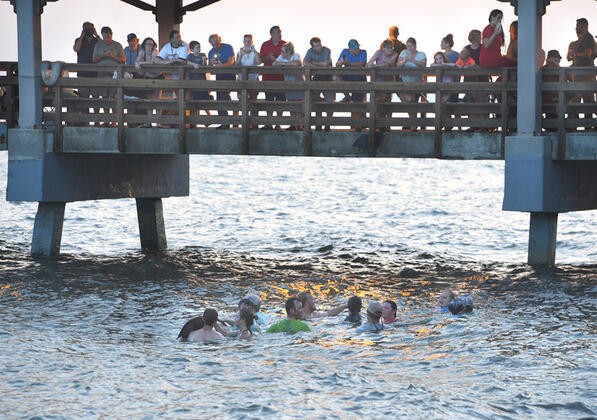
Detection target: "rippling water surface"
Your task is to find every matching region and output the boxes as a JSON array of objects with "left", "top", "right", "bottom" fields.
[{"left": 1, "top": 154, "right": 595, "bottom": 418}]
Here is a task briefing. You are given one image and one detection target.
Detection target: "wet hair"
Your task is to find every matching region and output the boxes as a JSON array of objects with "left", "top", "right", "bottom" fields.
[
  {"left": 238, "top": 308, "right": 257, "bottom": 334},
  {"left": 296, "top": 292, "right": 311, "bottom": 307},
  {"left": 577, "top": 18, "right": 588, "bottom": 27},
  {"left": 189, "top": 40, "right": 200, "bottom": 50},
  {"left": 442, "top": 34, "right": 454, "bottom": 48},
  {"left": 488, "top": 9, "right": 503, "bottom": 23},
  {"left": 270, "top": 25, "right": 281, "bottom": 35},
  {"left": 406, "top": 37, "right": 417, "bottom": 47},
  {"left": 177, "top": 316, "right": 204, "bottom": 340},
  {"left": 203, "top": 308, "right": 218, "bottom": 326},
  {"left": 238, "top": 298, "right": 258, "bottom": 313},
  {"left": 468, "top": 29, "right": 481, "bottom": 43},
  {"left": 141, "top": 37, "right": 157, "bottom": 51},
  {"left": 310, "top": 37, "right": 322, "bottom": 47},
  {"left": 285, "top": 297, "right": 301, "bottom": 315},
  {"left": 347, "top": 296, "right": 362, "bottom": 314},
  {"left": 169, "top": 29, "right": 180, "bottom": 41},
  {"left": 383, "top": 300, "right": 397, "bottom": 317},
  {"left": 100, "top": 26, "right": 112, "bottom": 35}
]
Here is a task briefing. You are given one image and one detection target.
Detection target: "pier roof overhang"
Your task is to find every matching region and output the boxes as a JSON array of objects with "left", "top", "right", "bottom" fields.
[
  {"left": 496, "top": 0, "right": 561, "bottom": 15},
  {"left": 119, "top": 0, "right": 222, "bottom": 24}
]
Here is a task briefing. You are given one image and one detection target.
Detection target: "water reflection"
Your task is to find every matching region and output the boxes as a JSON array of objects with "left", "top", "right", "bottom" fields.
[{"left": 0, "top": 249, "right": 595, "bottom": 417}]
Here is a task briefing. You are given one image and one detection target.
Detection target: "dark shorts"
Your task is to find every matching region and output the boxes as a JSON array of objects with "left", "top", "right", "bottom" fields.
[{"left": 265, "top": 91, "right": 286, "bottom": 101}]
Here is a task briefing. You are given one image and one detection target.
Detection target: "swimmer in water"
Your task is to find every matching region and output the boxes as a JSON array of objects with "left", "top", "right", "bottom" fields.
[
  {"left": 187, "top": 308, "right": 224, "bottom": 342},
  {"left": 439, "top": 289, "right": 456, "bottom": 313},
  {"left": 297, "top": 291, "right": 348, "bottom": 319},
  {"left": 177, "top": 315, "right": 204, "bottom": 341},
  {"left": 344, "top": 295, "right": 363, "bottom": 324},
  {"left": 448, "top": 295, "right": 474, "bottom": 315},
  {"left": 382, "top": 300, "right": 397, "bottom": 324},
  {"left": 355, "top": 301, "right": 384, "bottom": 333}
]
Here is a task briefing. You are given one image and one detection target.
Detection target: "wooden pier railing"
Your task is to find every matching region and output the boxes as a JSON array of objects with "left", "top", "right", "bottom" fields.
[{"left": 1, "top": 62, "right": 595, "bottom": 155}]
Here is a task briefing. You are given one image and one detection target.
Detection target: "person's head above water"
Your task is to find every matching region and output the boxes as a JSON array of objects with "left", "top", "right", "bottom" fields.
[
  {"left": 439, "top": 289, "right": 456, "bottom": 308},
  {"left": 202, "top": 308, "right": 218, "bottom": 326},
  {"left": 244, "top": 293, "right": 261, "bottom": 312},
  {"left": 366, "top": 301, "right": 383, "bottom": 323},
  {"left": 448, "top": 295, "right": 473, "bottom": 315},
  {"left": 382, "top": 300, "right": 397, "bottom": 322},
  {"left": 285, "top": 297, "right": 304, "bottom": 319},
  {"left": 297, "top": 292, "right": 316, "bottom": 314},
  {"left": 347, "top": 296, "right": 362, "bottom": 315}
]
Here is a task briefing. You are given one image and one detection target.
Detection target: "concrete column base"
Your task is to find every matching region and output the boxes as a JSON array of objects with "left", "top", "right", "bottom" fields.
[
  {"left": 31, "top": 202, "right": 66, "bottom": 256},
  {"left": 136, "top": 198, "right": 167, "bottom": 251},
  {"left": 528, "top": 212, "right": 558, "bottom": 265}
]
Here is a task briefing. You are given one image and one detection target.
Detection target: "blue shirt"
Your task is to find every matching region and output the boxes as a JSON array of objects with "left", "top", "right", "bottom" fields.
[
  {"left": 208, "top": 43, "right": 235, "bottom": 80},
  {"left": 124, "top": 46, "right": 138, "bottom": 65},
  {"left": 337, "top": 48, "right": 367, "bottom": 81}
]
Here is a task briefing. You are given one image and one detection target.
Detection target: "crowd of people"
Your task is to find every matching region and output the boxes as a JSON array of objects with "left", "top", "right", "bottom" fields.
[
  {"left": 71, "top": 10, "right": 595, "bottom": 129},
  {"left": 177, "top": 289, "right": 474, "bottom": 343}
]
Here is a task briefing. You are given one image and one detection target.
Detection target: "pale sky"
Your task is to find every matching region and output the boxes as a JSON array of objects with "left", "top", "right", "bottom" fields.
[{"left": 0, "top": 0, "right": 595, "bottom": 64}]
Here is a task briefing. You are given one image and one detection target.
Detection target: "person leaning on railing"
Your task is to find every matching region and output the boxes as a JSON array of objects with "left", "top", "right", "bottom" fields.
[
  {"left": 397, "top": 37, "right": 427, "bottom": 131},
  {"left": 366, "top": 39, "right": 398, "bottom": 131},
  {"left": 273, "top": 42, "right": 303, "bottom": 131},
  {"left": 336, "top": 39, "right": 367, "bottom": 131}
]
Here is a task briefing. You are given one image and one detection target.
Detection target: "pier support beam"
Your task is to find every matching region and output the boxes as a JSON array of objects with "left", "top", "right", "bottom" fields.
[
  {"left": 136, "top": 198, "right": 167, "bottom": 251},
  {"left": 31, "top": 202, "right": 66, "bottom": 256},
  {"left": 528, "top": 212, "right": 558, "bottom": 265},
  {"left": 15, "top": 0, "right": 44, "bottom": 129}
]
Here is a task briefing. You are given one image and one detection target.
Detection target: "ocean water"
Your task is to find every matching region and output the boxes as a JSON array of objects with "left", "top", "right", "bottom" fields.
[{"left": 0, "top": 154, "right": 595, "bottom": 418}]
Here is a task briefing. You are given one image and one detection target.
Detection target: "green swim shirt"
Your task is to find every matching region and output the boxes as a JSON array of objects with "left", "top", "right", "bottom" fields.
[{"left": 266, "top": 318, "right": 311, "bottom": 334}]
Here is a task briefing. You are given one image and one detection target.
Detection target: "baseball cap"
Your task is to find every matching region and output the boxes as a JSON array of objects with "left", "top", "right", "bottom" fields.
[
  {"left": 348, "top": 39, "right": 360, "bottom": 49},
  {"left": 244, "top": 293, "right": 261, "bottom": 310},
  {"left": 127, "top": 33, "right": 138, "bottom": 41},
  {"left": 367, "top": 301, "right": 383, "bottom": 317}
]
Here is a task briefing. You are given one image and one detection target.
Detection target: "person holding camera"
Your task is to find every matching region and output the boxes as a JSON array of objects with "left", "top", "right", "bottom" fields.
[
  {"left": 208, "top": 34, "right": 236, "bottom": 129},
  {"left": 73, "top": 22, "right": 99, "bottom": 120}
]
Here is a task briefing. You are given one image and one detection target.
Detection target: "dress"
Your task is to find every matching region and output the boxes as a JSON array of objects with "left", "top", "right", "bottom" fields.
[
  {"left": 479, "top": 24, "right": 516, "bottom": 68},
  {"left": 266, "top": 318, "right": 311, "bottom": 333},
  {"left": 399, "top": 50, "right": 427, "bottom": 83}
]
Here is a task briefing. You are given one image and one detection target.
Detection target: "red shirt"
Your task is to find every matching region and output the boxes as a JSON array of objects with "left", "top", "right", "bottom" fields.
[
  {"left": 480, "top": 24, "right": 516, "bottom": 68},
  {"left": 260, "top": 38, "right": 286, "bottom": 81}
]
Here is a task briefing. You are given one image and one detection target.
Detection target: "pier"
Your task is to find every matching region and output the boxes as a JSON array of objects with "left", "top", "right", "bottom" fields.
[{"left": 1, "top": 0, "right": 597, "bottom": 264}]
